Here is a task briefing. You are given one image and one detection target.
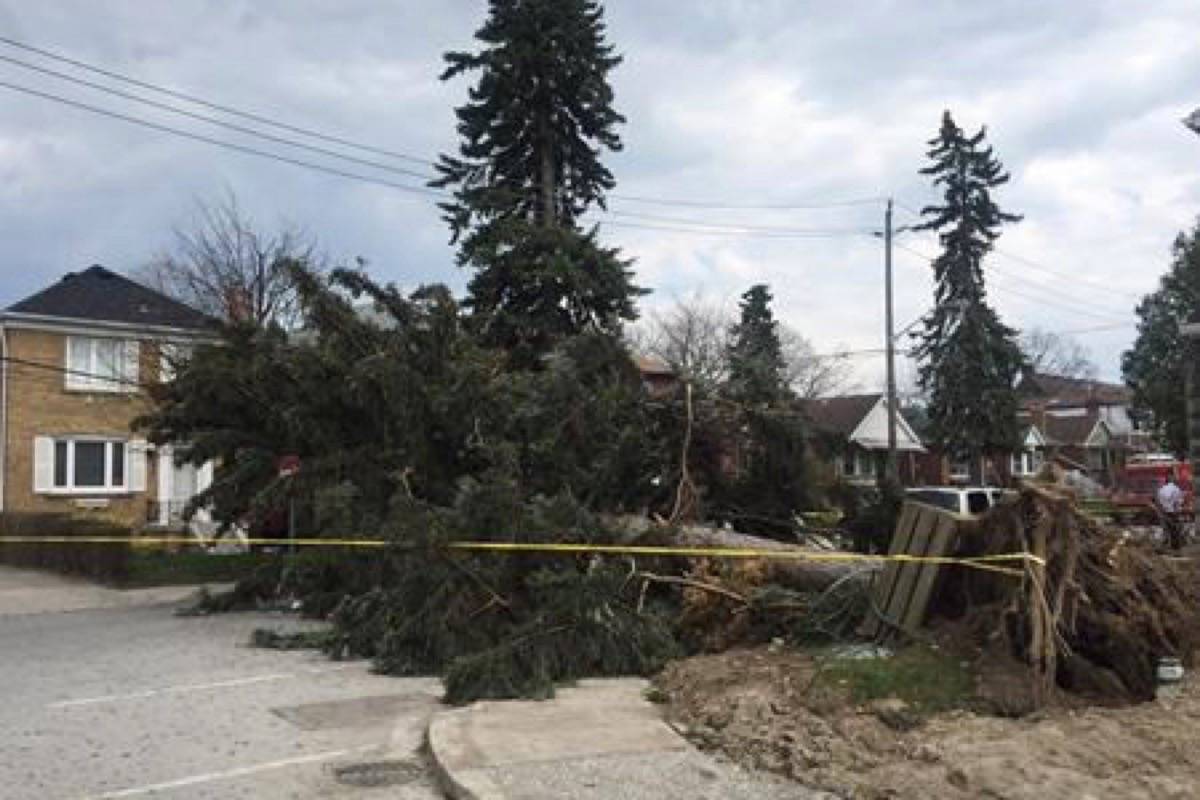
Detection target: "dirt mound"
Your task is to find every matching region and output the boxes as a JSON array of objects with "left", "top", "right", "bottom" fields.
[{"left": 657, "top": 648, "right": 1200, "bottom": 799}]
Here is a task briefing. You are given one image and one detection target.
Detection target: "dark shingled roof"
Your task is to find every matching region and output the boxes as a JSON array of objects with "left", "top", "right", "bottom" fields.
[
  {"left": 803, "top": 393, "right": 881, "bottom": 437},
  {"left": 1018, "top": 371, "right": 1130, "bottom": 408},
  {"left": 6, "top": 265, "right": 216, "bottom": 331}
]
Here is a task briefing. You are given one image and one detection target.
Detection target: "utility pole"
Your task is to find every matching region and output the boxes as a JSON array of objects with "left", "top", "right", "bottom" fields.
[{"left": 884, "top": 198, "right": 899, "bottom": 483}]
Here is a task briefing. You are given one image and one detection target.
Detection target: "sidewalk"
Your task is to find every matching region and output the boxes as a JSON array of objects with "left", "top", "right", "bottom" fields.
[
  {"left": 426, "top": 678, "right": 822, "bottom": 800},
  {"left": 0, "top": 564, "right": 224, "bottom": 616}
]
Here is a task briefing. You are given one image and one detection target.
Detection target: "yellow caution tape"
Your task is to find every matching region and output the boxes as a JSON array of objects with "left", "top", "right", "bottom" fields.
[{"left": 0, "top": 535, "right": 1042, "bottom": 577}]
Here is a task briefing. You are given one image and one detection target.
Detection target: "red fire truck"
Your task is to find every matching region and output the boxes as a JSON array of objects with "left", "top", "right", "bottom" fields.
[{"left": 1110, "top": 455, "right": 1194, "bottom": 523}]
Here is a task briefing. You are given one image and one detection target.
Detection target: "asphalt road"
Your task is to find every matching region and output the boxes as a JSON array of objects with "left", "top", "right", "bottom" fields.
[{"left": 0, "top": 567, "right": 443, "bottom": 800}]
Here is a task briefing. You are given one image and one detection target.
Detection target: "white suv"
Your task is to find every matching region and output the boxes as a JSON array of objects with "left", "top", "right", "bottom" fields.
[{"left": 905, "top": 486, "right": 1015, "bottom": 517}]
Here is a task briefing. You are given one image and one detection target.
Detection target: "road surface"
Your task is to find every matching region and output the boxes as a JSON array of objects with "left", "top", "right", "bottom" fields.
[{"left": 0, "top": 565, "right": 442, "bottom": 799}]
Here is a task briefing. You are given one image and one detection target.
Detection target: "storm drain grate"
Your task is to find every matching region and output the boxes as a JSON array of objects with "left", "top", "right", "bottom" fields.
[{"left": 333, "top": 758, "right": 426, "bottom": 788}]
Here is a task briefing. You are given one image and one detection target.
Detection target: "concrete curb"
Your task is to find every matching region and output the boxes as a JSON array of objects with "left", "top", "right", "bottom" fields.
[
  {"left": 423, "top": 679, "right": 811, "bottom": 800},
  {"left": 423, "top": 679, "right": 692, "bottom": 800},
  {"left": 426, "top": 708, "right": 502, "bottom": 800}
]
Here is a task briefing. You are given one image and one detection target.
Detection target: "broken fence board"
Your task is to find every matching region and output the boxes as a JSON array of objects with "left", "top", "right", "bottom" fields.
[
  {"left": 866, "top": 501, "right": 970, "bottom": 639},
  {"left": 861, "top": 501, "right": 922, "bottom": 638},
  {"left": 898, "top": 511, "right": 963, "bottom": 633},
  {"left": 884, "top": 504, "right": 940, "bottom": 634}
]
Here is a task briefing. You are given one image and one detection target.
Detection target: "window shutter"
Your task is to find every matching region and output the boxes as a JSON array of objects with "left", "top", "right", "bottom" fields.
[
  {"left": 122, "top": 340, "right": 141, "bottom": 387},
  {"left": 65, "top": 337, "right": 89, "bottom": 390},
  {"left": 129, "top": 439, "right": 148, "bottom": 492},
  {"left": 33, "top": 436, "right": 55, "bottom": 493}
]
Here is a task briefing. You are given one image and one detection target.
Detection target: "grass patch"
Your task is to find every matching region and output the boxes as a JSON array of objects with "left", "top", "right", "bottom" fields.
[
  {"left": 817, "top": 644, "right": 973, "bottom": 712},
  {"left": 122, "top": 551, "right": 275, "bottom": 588}
]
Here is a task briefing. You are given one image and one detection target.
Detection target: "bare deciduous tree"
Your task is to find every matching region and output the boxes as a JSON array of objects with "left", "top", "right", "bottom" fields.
[
  {"left": 780, "top": 326, "right": 856, "bottom": 400},
  {"left": 136, "top": 193, "right": 321, "bottom": 327},
  {"left": 633, "top": 294, "right": 855, "bottom": 400},
  {"left": 1019, "top": 326, "right": 1098, "bottom": 379},
  {"left": 635, "top": 295, "right": 731, "bottom": 392}
]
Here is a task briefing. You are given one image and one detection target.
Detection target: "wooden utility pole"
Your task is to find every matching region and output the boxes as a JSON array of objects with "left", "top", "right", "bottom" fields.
[{"left": 885, "top": 198, "right": 899, "bottom": 482}]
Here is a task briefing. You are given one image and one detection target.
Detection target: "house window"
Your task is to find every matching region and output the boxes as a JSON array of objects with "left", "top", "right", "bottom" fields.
[
  {"left": 49, "top": 439, "right": 127, "bottom": 492},
  {"left": 65, "top": 336, "right": 139, "bottom": 392},
  {"left": 843, "top": 448, "right": 878, "bottom": 480},
  {"left": 1010, "top": 449, "right": 1043, "bottom": 477},
  {"left": 949, "top": 458, "right": 969, "bottom": 481}
]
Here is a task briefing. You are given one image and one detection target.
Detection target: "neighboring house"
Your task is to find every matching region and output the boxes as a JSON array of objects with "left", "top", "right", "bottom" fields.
[
  {"left": 1014, "top": 370, "right": 1142, "bottom": 486},
  {"left": 0, "top": 265, "right": 217, "bottom": 530},
  {"left": 804, "top": 393, "right": 927, "bottom": 486},
  {"left": 633, "top": 355, "right": 678, "bottom": 399}
]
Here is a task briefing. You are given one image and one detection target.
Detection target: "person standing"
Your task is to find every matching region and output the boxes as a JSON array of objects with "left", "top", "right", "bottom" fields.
[{"left": 1156, "top": 472, "right": 1186, "bottom": 550}]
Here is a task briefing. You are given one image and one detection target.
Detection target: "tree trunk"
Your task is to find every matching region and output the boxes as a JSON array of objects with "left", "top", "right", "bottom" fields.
[
  {"left": 608, "top": 515, "right": 878, "bottom": 593},
  {"left": 539, "top": 116, "right": 556, "bottom": 227}
]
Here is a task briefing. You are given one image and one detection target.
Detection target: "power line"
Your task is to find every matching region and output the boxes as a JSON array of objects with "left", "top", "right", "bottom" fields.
[
  {"left": 0, "top": 34, "right": 436, "bottom": 167},
  {"left": 589, "top": 218, "right": 875, "bottom": 239},
  {"left": 599, "top": 209, "right": 874, "bottom": 236},
  {"left": 608, "top": 193, "right": 884, "bottom": 211},
  {"left": 987, "top": 278, "right": 1129, "bottom": 322},
  {"left": 0, "top": 80, "right": 445, "bottom": 198},
  {"left": 990, "top": 246, "right": 1142, "bottom": 299},
  {"left": 1053, "top": 322, "right": 1137, "bottom": 335},
  {"left": 0, "top": 73, "right": 888, "bottom": 236},
  {"left": 2, "top": 354, "right": 154, "bottom": 391},
  {"left": 0, "top": 53, "right": 438, "bottom": 182},
  {"left": 892, "top": 242, "right": 1131, "bottom": 322},
  {"left": 894, "top": 198, "right": 1144, "bottom": 300},
  {"left": 893, "top": 198, "right": 925, "bottom": 219},
  {"left": 986, "top": 262, "right": 1129, "bottom": 319},
  {"left": 0, "top": 35, "right": 892, "bottom": 215}
]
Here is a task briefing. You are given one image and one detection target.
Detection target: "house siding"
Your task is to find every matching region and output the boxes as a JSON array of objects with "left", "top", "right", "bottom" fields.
[{"left": 3, "top": 326, "right": 163, "bottom": 526}]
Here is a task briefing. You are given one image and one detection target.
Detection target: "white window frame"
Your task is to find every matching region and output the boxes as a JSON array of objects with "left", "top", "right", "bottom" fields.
[
  {"left": 1010, "top": 448, "right": 1044, "bottom": 477},
  {"left": 949, "top": 457, "right": 971, "bottom": 482},
  {"left": 48, "top": 437, "right": 129, "bottom": 494},
  {"left": 842, "top": 448, "right": 877, "bottom": 481},
  {"left": 64, "top": 336, "right": 139, "bottom": 393}
]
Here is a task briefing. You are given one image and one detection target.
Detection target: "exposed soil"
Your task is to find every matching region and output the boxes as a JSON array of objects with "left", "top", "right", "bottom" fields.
[{"left": 655, "top": 647, "right": 1200, "bottom": 800}]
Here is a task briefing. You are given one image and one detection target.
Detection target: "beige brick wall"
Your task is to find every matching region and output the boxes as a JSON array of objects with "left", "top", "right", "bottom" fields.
[{"left": 3, "top": 326, "right": 167, "bottom": 526}]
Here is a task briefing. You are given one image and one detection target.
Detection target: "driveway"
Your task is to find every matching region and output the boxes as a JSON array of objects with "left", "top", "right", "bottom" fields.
[{"left": 0, "top": 566, "right": 443, "bottom": 799}]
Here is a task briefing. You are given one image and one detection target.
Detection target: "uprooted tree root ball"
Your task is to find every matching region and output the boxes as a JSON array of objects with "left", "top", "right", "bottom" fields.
[{"left": 933, "top": 485, "right": 1200, "bottom": 708}]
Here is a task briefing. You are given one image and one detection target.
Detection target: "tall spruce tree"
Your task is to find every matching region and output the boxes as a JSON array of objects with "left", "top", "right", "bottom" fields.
[
  {"left": 714, "top": 284, "right": 809, "bottom": 537},
  {"left": 726, "top": 284, "right": 789, "bottom": 405},
  {"left": 433, "top": 0, "right": 642, "bottom": 365},
  {"left": 1122, "top": 219, "right": 1200, "bottom": 455},
  {"left": 912, "top": 111, "right": 1025, "bottom": 476}
]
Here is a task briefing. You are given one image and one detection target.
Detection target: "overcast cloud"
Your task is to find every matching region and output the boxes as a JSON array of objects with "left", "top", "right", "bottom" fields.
[{"left": 1, "top": 0, "right": 1198, "bottom": 388}]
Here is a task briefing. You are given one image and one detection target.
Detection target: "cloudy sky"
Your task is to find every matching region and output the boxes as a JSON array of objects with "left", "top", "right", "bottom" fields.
[{"left": 1, "top": 1, "right": 1198, "bottom": 389}]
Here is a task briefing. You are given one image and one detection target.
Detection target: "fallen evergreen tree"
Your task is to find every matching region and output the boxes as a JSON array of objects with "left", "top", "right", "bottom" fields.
[{"left": 139, "top": 0, "right": 828, "bottom": 703}]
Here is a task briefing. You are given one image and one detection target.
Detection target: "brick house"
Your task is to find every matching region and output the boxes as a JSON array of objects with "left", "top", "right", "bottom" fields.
[
  {"left": 803, "top": 393, "right": 928, "bottom": 485},
  {"left": 1013, "top": 371, "right": 1145, "bottom": 486},
  {"left": 0, "top": 265, "right": 217, "bottom": 529}
]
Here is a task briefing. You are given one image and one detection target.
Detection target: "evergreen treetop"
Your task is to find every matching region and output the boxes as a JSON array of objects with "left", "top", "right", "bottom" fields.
[
  {"left": 433, "top": 0, "right": 641, "bottom": 364},
  {"left": 436, "top": 0, "right": 624, "bottom": 234},
  {"left": 726, "top": 284, "right": 789, "bottom": 406},
  {"left": 912, "top": 111, "right": 1025, "bottom": 466}
]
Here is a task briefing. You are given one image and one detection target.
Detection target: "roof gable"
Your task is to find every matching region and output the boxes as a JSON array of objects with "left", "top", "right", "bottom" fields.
[
  {"left": 848, "top": 396, "right": 925, "bottom": 451},
  {"left": 804, "top": 393, "right": 924, "bottom": 451},
  {"left": 1043, "top": 412, "right": 1107, "bottom": 446},
  {"left": 5, "top": 265, "right": 216, "bottom": 332}
]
